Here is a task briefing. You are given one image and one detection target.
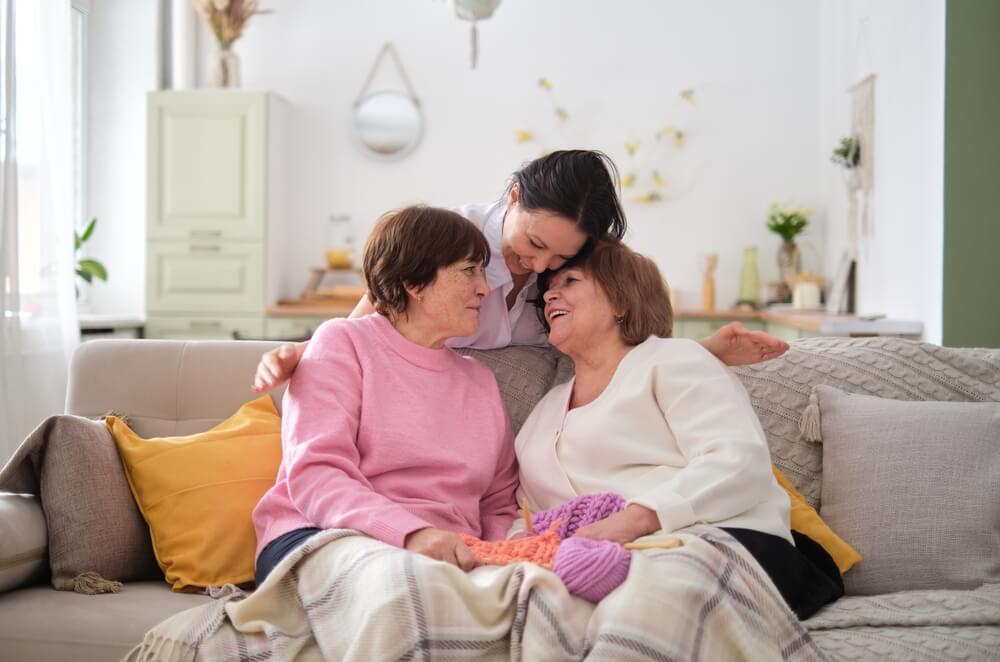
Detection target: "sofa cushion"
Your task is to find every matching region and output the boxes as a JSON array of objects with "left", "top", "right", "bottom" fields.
[
  {"left": 108, "top": 395, "right": 282, "bottom": 591},
  {"left": 459, "top": 345, "right": 562, "bottom": 434},
  {"left": 815, "top": 385, "right": 1000, "bottom": 595},
  {"left": 733, "top": 337, "right": 1000, "bottom": 508},
  {"left": 0, "top": 581, "right": 210, "bottom": 662},
  {"left": 0, "top": 416, "right": 161, "bottom": 591},
  {"left": 804, "top": 584, "right": 1000, "bottom": 660},
  {"left": 64, "top": 339, "right": 287, "bottom": 438},
  {"left": 771, "top": 466, "right": 861, "bottom": 575},
  {"left": 0, "top": 494, "right": 47, "bottom": 593}
]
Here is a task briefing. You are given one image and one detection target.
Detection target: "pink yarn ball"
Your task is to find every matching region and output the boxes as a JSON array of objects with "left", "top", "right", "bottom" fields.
[
  {"left": 532, "top": 492, "right": 626, "bottom": 539},
  {"left": 552, "top": 537, "right": 631, "bottom": 603}
]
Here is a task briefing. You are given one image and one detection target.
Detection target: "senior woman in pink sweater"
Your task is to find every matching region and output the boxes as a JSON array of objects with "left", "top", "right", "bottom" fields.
[{"left": 252, "top": 206, "right": 519, "bottom": 583}]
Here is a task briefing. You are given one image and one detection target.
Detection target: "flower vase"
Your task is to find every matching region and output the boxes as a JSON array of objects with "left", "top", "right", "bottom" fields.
[
  {"left": 777, "top": 241, "right": 802, "bottom": 286},
  {"left": 209, "top": 47, "right": 241, "bottom": 89},
  {"left": 738, "top": 246, "right": 760, "bottom": 306}
]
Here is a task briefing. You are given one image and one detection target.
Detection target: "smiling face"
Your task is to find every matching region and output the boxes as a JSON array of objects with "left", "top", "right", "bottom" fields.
[
  {"left": 411, "top": 257, "right": 489, "bottom": 342},
  {"left": 500, "top": 186, "right": 588, "bottom": 276},
  {"left": 542, "top": 266, "right": 622, "bottom": 355}
]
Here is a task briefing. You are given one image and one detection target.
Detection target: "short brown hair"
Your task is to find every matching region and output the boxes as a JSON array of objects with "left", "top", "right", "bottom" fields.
[
  {"left": 537, "top": 237, "right": 672, "bottom": 345},
  {"left": 363, "top": 206, "right": 490, "bottom": 318}
]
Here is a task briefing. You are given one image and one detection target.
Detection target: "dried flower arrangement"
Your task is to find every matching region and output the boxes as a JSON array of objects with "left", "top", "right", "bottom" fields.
[{"left": 192, "top": 0, "right": 271, "bottom": 50}]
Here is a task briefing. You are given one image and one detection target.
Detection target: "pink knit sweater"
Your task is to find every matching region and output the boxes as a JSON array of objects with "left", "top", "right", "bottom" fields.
[{"left": 253, "top": 314, "right": 519, "bottom": 560}]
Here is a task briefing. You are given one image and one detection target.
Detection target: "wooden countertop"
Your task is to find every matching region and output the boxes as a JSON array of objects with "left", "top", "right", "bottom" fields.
[
  {"left": 269, "top": 300, "right": 922, "bottom": 336},
  {"left": 678, "top": 308, "right": 921, "bottom": 335},
  {"left": 675, "top": 308, "right": 843, "bottom": 332},
  {"left": 268, "top": 298, "right": 357, "bottom": 317}
]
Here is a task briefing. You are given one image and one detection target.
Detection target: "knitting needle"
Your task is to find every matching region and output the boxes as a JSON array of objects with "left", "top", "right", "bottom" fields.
[
  {"left": 624, "top": 538, "right": 684, "bottom": 550},
  {"left": 521, "top": 499, "right": 533, "bottom": 538}
]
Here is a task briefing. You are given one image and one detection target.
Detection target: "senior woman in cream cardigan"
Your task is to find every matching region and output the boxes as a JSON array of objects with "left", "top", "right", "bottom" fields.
[{"left": 511, "top": 237, "right": 843, "bottom": 619}]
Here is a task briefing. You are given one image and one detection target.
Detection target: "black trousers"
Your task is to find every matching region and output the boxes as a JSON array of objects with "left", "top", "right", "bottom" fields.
[{"left": 721, "top": 527, "right": 844, "bottom": 620}]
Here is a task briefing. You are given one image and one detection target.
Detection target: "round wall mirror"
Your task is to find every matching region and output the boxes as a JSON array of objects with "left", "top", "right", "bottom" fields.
[{"left": 352, "top": 91, "right": 424, "bottom": 159}]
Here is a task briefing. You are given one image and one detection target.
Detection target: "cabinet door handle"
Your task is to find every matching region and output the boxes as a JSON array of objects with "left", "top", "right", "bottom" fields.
[
  {"left": 190, "top": 244, "right": 222, "bottom": 252},
  {"left": 190, "top": 230, "right": 222, "bottom": 238},
  {"left": 189, "top": 320, "right": 222, "bottom": 328}
]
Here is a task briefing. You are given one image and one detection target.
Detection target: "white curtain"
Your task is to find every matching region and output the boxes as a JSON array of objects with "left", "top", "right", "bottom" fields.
[{"left": 0, "top": 0, "right": 78, "bottom": 463}]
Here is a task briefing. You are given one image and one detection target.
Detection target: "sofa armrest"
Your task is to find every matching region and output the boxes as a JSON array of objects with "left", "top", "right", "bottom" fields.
[{"left": 0, "top": 493, "right": 47, "bottom": 593}]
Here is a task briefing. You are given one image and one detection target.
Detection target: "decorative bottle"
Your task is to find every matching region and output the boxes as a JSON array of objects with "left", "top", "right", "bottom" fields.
[{"left": 739, "top": 246, "right": 761, "bottom": 307}]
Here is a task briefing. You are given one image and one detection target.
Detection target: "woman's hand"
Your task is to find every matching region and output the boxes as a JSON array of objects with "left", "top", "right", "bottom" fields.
[
  {"left": 404, "top": 528, "right": 481, "bottom": 571},
  {"left": 573, "top": 504, "right": 660, "bottom": 544},
  {"left": 252, "top": 342, "right": 307, "bottom": 393},
  {"left": 700, "top": 322, "right": 789, "bottom": 366}
]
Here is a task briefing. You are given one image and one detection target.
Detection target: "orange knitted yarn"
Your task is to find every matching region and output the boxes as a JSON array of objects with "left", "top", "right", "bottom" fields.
[{"left": 461, "top": 526, "right": 561, "bottom": 569}]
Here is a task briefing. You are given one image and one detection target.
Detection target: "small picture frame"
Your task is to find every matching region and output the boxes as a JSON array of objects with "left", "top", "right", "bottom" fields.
[{"left": 826, "top": 251, "right": 856, "bottom": 315}]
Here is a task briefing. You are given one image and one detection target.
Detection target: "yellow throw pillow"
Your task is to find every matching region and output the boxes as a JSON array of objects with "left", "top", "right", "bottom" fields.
[
  {"left": 107, "top": 395, "right": 282, "bottom": 591},
  {"left": 772, "top": 465, "right": 862, "bottom": 575}
]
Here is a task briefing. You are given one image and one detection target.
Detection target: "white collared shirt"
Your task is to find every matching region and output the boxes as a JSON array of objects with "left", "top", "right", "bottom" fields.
[{"left": 446, "top": 202, "right": 549, "bottom": 349}]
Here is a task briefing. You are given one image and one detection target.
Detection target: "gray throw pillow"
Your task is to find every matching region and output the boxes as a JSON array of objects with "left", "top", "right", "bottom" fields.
[
  {"left": 460, "top": 345, "right": 560, "bottom": 434},
  {"left": 0, "top": 415, "right": 161, "bottom": 591},
  {"left": 815, "top": 385, "right": 1000, "bottom": 595}
]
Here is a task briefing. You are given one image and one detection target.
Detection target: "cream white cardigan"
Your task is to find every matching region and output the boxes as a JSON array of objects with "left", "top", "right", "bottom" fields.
[{"left": 511, "top": 336, "right": 792, "bottom": 542}]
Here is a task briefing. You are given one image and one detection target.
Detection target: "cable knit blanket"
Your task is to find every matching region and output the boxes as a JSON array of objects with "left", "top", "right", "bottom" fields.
[{"left": 126, "top": 527, "right": 825, "bottom": 662}]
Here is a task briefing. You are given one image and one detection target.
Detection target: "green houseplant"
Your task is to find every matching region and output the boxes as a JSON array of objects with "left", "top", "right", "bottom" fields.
[
  {"left": 75, "top": 217, "right": 108, "bottom": 299},
  {"left": 766, "top": 203, "right": 811, "bottom": 301},
  {"left": 831, "top": 136, "right": 861, "bottom": 169}
]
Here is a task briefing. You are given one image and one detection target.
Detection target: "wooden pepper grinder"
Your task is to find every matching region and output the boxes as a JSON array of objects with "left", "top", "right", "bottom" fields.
[{"left": 702, "top": 254, "right": 718, "bottom": 312}]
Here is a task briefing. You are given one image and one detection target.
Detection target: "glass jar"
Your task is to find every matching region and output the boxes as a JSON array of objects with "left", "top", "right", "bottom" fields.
[
  {"left": 777, "top": 240, "right": 802, "bottom": 285},
  {"left": 326, "top": 215, "right": 354, "bottom": 269}
]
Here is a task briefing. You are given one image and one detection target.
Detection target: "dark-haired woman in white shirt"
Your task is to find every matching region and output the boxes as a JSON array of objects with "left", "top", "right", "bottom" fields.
[{"left": 251, "top": 150, "right": 789, "bottom": 393}]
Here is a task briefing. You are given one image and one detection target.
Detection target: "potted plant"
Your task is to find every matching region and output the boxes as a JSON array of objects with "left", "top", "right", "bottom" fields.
[
  {"left": 831, "top": 136, "right": 861, "bottom": 169},
  {"left": 766, "top": 203, "right": 811, "bottom": 301},
  {"left": 75, "top": 217, "right": 108, "bottom": 300}
]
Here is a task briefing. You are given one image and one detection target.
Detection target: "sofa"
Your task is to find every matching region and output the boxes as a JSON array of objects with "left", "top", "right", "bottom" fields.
[{"left": 1, "top": 336, "right": 999, "bottom": 661}]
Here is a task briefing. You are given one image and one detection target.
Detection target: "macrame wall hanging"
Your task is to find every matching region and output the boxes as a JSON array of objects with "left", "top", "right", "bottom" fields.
[
  {"left": 846, "top": 73, "right": 875, "bottom": 259},
  {"left": 845, "top": 17, "right": 876, "bottom": 259}
]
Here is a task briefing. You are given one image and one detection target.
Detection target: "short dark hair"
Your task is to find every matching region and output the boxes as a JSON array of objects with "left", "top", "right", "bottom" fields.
[
  {"left": 510, "top": 150, "right": 627, "bottom": 242},
  {"left": 536, "top": 237, "right": 672, "bottom": 345},
  {"left": 363, "top": 206, "right": 490, "bottom": 318}
]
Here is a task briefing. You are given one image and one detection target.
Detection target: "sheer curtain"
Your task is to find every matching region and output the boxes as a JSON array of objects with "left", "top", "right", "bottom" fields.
[{"left": 0, "top": 0, "right": 78, "bottom": 463}]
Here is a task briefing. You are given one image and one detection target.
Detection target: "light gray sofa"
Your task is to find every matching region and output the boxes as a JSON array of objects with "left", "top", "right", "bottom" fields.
[{"left": 1, "top": 337, "right": 998, "bottom": 661}]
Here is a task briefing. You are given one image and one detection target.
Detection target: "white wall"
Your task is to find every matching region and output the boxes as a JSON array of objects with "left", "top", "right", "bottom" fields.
[
  {"left": 89, "top": 0, "right": 828, "bottom": 312},
  {"left": 819, "top": 0, "right": 945, "bottom": 342},
  {"left": 182, "top": 0, "right": 824, "bottom": 309},
  {"left": 85, "top": 0, "right": 159, "bottom": 316}
]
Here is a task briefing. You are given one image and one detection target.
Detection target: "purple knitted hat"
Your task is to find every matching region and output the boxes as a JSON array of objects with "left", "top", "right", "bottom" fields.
[
  {"left": 552, "top": 537, "right": 631, "bottom": 603},
  {"left": 531, "top": 492, "right": 626, "bottom": 540}
]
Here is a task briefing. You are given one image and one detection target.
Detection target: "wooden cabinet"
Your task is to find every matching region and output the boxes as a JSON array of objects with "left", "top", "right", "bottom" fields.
[
  {"left": 145, "top": 316, "right": 265, "bottom": 340},
  {"left": 671, "top": 310, "right": 922, "bottom": 342},
  {"left": 146, "top": 91, "right": 288, "bottom": 339},
  {"left": 673, "top": 318, "right": 766, "bottom": 340},
  {"left": 763, "top": 322, "right": 805, "bottom": 343},
  {"left": 264, "top": 316, "right": 323, "bottom": 342}
]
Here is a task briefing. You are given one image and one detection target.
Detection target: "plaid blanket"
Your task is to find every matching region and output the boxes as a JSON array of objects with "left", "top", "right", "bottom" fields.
[{"left": 126, "top": 527, "right": 825, "bottom": 661}]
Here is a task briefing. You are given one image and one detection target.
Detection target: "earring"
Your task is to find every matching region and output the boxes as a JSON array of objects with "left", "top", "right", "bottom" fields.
[{"left": 616, "top": 316, "right": 624, "bottom": 324}]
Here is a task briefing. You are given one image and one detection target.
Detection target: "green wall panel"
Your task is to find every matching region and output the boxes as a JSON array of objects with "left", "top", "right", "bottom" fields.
[{"left": 943, "top": 0, "right": 1000, "bottom": 347}]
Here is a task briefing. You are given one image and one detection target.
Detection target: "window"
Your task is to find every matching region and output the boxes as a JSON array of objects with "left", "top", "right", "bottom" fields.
[
  {"left": 9, "top": 0, "right": 87, "bottom": 299},
  {"left": 71, "top": 0, "right": 88, "bottom": 238}
]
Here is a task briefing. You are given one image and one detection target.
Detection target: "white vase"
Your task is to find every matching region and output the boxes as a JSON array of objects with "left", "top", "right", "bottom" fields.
[{"left": 209, "top": 47, "right": 241, "bottom": 89}]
